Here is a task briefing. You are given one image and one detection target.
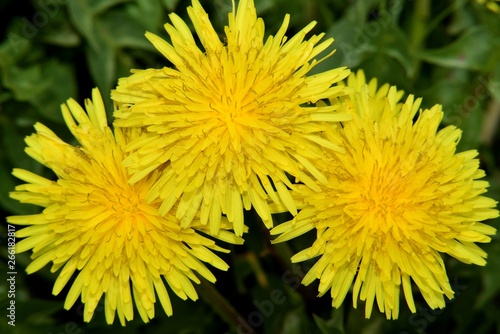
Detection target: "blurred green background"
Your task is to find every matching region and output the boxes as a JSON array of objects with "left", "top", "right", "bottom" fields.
[{"left": 1, "top": 0, "right": 500, "bottom": 333}]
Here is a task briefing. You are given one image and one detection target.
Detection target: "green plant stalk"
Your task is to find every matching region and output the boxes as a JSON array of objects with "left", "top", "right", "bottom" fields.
[
  {"left": 408, "top": 0, "right": 430, "bottom": 80},
  {"left": 196, "top": 274, "right": 254, "bottom": 333},
  {"left": 424, "top": 2, "right": 458, "bottom": 39}
]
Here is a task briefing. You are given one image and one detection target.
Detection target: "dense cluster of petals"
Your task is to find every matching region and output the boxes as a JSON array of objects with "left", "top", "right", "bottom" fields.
[
  {"left": 7, "top": 0, "right": 498, "bottom": 326},
  {"left": 112, "top": 0, "right": 350, "bottom": 236},
  {"left": 8, "top": 89, "right": 242, "bottom": 325},
  {"left": 271, "top": 71, "right": 498, "bottom": 319}
]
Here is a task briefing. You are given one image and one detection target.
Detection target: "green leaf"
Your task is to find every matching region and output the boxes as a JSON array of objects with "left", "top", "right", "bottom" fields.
[
  {"left": 99, "top": 10, "right": 155, "bottom": 50},
  {"left": 162, "top": 0, "right": 181, "bottom": 11},
  {"left": 128, "top": 0, "right": 165, "bottom": 33},
  {"left": 311, "top": 0, "right": 379, "bottom": 73},
  {"left": 357, "top": 55, "right": 409, "bottom": 90},
  {"left": 488, "top": 62, "right": 500, "bottom": 101},
  {"left": 84, "top": 25, "right": 116, "bottom": 117},
  {"left": 456, "top": 98, "right": 484, "bottom": 151},
  {"left": 89, "top": 0, "right": 133, "bottom": 14},
  {"left": 0, "top": 32, "right": 31, "bottom": 68},
  {"left": 364, "top": 24, "right": 414, "bottom": 77},
  {"left": 418, "top": 27, "right": 500, "bottom": 71},
  {"left": 32, "top": 61, "right": 78, "bottom": 123},
  {"left": 475, "top": 240, "right": 500, "bottom": 309},
  {"left": 447, "top": 0, "right": 475, "bottom": 35},
  {"left": 2, "top": 61, "right": 77, "bottom": 123},
  {"left": 417, "top": 69, "right": 486, "bottom": 123},
  {"left": 0, "top": 118, "right": 32, "bottom": 171},
  {"left": 67, "top": 0, "right": 131, "bottom": 50},
  {"left": 41, "top": 24, "right": 81, "bottom": 47},
  {"left": 0, "top": 111, "right": 45, "bottom": 215},
  {"left": 278, "top": 307, "right": 311, "bottom": 334},
  {"left": 313, "top": 308, "right": 344, "bottom": 334},
  {"left": 2, "top": 65, "right": 46, "bottom": 101},
  {"left": 317, "top": 6, "right": 414, "bottom": 76},
  {"left": 67, "top": 0, "right": 99, "bottom": 50},
  {"left": 325, "top": 17, "right": 364, "bottom": 69}
]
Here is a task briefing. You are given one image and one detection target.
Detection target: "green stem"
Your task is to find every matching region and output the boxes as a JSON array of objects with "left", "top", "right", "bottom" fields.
[
  {"left": 408, "top": 0, "right": 430, "bottom": 79},
  {"left": 196, "top": 274, "right": 253, "bottom": 333},
  {"left": 424, "top": 2, "right": 458, "bottom": 39},
  {"left": 245, "top": 251, "right": 269, "bottom": 288},
  {"left": 481, "top": 100, "right": 500, "bottom": 145}
]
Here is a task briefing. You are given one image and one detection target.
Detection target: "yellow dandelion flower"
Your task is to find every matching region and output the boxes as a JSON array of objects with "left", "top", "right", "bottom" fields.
[
  {"left": 111, "top": 0, "right": 351, "bottom": 236},
  {"left": 8, "top": 88, "right": 243, "bottom": 325},
  {"left": 271, "top": 71, "right": 498, "bottom": 319}
]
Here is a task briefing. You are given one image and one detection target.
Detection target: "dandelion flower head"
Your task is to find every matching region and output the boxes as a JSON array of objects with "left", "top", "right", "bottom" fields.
[
  {"left": 271, "top": 71, "right": 499, "bottom": 319},
  {"left": 112, "top": 0, "right": 351, "bottom": 236},
  {"left": 8, "top": 89, "right": 242, "bottom": 325}
]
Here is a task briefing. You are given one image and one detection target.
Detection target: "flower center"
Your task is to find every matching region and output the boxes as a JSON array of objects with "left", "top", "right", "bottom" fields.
[
  {"left": 111, "top": 191, "right": 141, "bottom": 217},
  {"left": 87, "top": 182, "right": 143, "bottom": 230},
  {"left": 359, "top": 163, "right": 409, "bottom": 233}
]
